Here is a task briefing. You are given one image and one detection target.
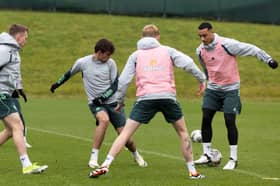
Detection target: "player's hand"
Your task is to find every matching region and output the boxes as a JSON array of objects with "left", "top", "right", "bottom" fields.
[
  {"left": 198, "top": 81, "right": 206, "bottom": 96},
  {"left": 18, "top": 89, "right": 27, "bottom": 102},
  {"left": 114, "top": 102, "right": 125, "bottom": 112},
  {"left": 92, "top": 97, "right": 103, "bottom": 106},
  {"left": 11, "top": 90, "right": 19, "bottom": 98},
  {"left": 268, "top": 59, "right": 278, "bottom": 69},
  {"left": 50, "top": 83, "right": 59, "bottom": 93}
]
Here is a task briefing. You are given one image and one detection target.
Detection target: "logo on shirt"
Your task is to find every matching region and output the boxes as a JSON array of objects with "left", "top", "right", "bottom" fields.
[
  {"left": 144, "top": 58, "right": 164, "bottom": 72},
  {"left": 150, "top": 58, "right": 157, "bottom": 66}
]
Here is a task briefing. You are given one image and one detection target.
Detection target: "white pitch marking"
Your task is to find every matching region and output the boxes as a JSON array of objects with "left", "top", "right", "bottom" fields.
[{"left": 262, "top": 177, "right": 280, "bottom": 181}]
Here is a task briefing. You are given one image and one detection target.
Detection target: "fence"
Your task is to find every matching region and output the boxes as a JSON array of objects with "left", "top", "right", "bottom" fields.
[{"left": 0, "top": 0, "right": 279, "bottom": 24}]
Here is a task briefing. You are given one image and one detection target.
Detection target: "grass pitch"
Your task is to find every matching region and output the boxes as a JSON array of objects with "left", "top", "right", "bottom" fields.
[
  {"left": 0, "top": 9, "right": 279, "bottom": 185},
  {"left": 0, "top": 98, "right": 279, "bottom": 186}
]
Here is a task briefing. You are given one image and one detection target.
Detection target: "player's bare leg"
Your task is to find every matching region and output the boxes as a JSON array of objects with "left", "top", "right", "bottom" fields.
[
  {"left": 89, "top": 111, "right": 110, "bottom": 168},
  {"left": 172, "top": 117, "right": 205, "bottom": 179},
  {"left": 116, "top": 127, "right": 147, "bottom": 167}
]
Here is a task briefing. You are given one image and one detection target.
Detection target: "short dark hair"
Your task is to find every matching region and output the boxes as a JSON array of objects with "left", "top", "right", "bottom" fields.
[
  {"left": 198, "top": 22, "right": 213, "bottom": 30},
  {"left": 9, "top": 24, "right": 29, "bottom": 36},
  {"left": 94, "top": 38, "right": 115, "bottom": 54}
]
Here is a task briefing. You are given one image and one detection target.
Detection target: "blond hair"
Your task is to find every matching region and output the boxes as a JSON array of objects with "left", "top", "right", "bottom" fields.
[{"left": 142, "top": 24, "right": 160, "bottom": 37}]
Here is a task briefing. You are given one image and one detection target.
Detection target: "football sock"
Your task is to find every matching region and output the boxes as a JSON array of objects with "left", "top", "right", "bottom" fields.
[
  {"left": 101, "top": 154, "right": 114, "bottom": 167},
  {"left": 203, "top": 143, "right": 212, "bottom": 156},
  {"left": 186, "top": 162, "right": 197, "bottom": 174},
  {"left": 90, "top": 148, "right": 99, "bottom": 161},
  {"left": 230, "top": 145, "right": 237, "bottom": 160},
  {"left": 132, "top": 150, "right": 140, "bottom": 158},
  {"left": 20, "top": 154, "right": 32, "bottom": 168}
]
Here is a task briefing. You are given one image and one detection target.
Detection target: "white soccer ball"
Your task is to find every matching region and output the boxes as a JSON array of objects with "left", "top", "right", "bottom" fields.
[
  {"left": 209, "top": 149, "right": 222, "bottom": 165},
  {"left": 190, "top": 130, "right": 202, "bottom": 143}
]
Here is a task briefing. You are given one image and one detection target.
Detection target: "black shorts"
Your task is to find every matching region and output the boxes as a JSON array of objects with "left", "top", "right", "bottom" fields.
[
  {"left": 202, "top": 89, "right": 242, "bottom": 114},
  {"left": 0, "top": 94, "right": 18, "bottom": 119},
  {"left": 88, "top": 102, "right": 126, "bottom": 129},
  {"left": 129, "top": 99, "right": 183, "bottom": 124}
]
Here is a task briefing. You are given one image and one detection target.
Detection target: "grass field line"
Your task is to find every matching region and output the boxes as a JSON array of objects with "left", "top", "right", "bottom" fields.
[
  {"left": 29, "top": 127, "right": 280, "bottom": 181},
  {"left": 233, "top": 169, "right": 280, "bottom": 181},
  {"left": 29, "top": 127, "right": 183, "bottom": 161}
]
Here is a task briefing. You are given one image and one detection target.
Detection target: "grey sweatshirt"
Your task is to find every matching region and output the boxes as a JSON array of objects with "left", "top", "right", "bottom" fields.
[
  {"left": 64, "top": 55, "right": 118, "bottom": 103},
  {"left": 196, "top": 33, "right": 272, "bottom": 91},
  {"left": 117, "top": 37, "right": 206, "bottom": 102},
  {"left": 0, "top": 32, "right": 22, "bottom": 95}
]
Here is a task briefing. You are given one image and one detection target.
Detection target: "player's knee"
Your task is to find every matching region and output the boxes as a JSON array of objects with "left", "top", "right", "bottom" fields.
[
  {"left": 202, "top": 108, "right": 215, "bottom": 122},
  {"left": 13, "top": 122, "right": 24, "bottom": 132},
  {"left": 96, "top": 113, "right": 110, "bottom": 125},
  {"left": 202, "top": 113, "right": 213, "bottom": 123},
  {"left": 95, "top": 115, "right": 109, "bottom": 128},
  {"left": 5, "top": 117, "right": 23, "bottom": 132},
  {"left": 224, "top": 113, "right": 236, "bottom": 128},
  {"left": 97, "top": 117, "right": 110, "bottom": 127}
]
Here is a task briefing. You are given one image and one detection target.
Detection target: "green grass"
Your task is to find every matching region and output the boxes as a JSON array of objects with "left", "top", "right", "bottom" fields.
[
  {"left": 0, "top": 98, "right": 279, "bottom": 186},
  {"left": 0, "top": 10, "right": 279, "bottom": 99}
]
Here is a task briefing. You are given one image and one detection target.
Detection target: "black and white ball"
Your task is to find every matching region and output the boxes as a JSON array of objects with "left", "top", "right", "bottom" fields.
[
  {"left": 190, "top": 130, "right": 202, "bottom": 143},
  {"left": 209, "top": 149, "right": 222, "bottom": 165}
]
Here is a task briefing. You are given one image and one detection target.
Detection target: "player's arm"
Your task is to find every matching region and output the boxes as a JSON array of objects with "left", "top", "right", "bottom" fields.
[
  {"left": 168, "top": 47, "right": 206, "bottom": 83},
  {"left": 115, "top": 53, "right": 137, "bottom": 103},
  {"left": 50, "top": 69, "right": 72, "bottom": 93},
  {"left": 50, "top": 60, "right": 81, "bottom": 93},
  {"left": 222, "top": 38, "right": 278, "bottom": 69},
  {"left": 14, "top": 77, "right": 27, "bottom": 102},
  {"left": 0, "top": 48, "right": 12, "bottom": 70},
  {"left": 168, "top": 47, "right": 206, "bottom": 96}
]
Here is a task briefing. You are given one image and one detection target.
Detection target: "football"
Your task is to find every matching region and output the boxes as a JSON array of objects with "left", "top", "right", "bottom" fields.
[
  {"left": 190, "top": 130, "right": 202, "bottom": 143},
  {"left": 209, "top": 149, "right": 222, "bottom": 165}
]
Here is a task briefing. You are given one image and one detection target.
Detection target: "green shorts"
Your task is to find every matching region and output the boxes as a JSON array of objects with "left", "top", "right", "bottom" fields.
[
  {"left": 88, "top": 102, "right": 126, "bottom": 129},
  {"left": 129, "top": 99, "right": 183, "bottom": 124},
  {"left": 202, "top": 89, "right": 242, "bottom": 114},
  {"left": 0, "top": 94, "right": 18, "bottom": 119}
]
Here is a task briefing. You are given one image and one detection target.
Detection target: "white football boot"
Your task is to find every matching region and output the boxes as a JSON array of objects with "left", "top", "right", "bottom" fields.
[
  {"left": 89, "top": 166, "right": 109, "bottom": 178},
  {"left": 88, "top": 159, "right": 100, "bottom": 169},
  {"left": 194, "top": 154, "right": 212, "bottom": 165},
  {"left": 134, "top": 154, "right": 148, "bottom": 167},
  {"left": 189, "top": 172, "right": 206, "bottom": 179},
  {"left": 25, "top": 142, "right": 32, "bottom": 148},
  {"left": 223, "top": 158, "right": 238, "bottom": 170},
  {"left": 23, "top": 163, "right": 48, "bottom": 174}
]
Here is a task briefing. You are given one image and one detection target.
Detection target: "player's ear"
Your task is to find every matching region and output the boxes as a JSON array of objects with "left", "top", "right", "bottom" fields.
[{"left": 156, "top": 35, "right": 160, "bottom": 40}]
